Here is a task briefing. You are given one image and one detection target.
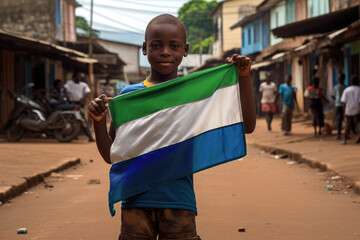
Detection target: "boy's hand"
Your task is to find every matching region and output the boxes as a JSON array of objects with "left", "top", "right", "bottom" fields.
[
  {"left": 88, "top": 94, "right": 112, "bottom": 122},
  {"left": 226, "top": 54, "right": 251, "bottom": 76}
]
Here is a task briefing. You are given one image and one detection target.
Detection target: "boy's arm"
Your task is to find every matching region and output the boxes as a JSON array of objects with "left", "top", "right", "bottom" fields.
[
  {"left": 227, "top": 55, "right": 256, "bottom": 134},
  {"left": 88, "top": 94, "right": 114, "bottom": 164}
]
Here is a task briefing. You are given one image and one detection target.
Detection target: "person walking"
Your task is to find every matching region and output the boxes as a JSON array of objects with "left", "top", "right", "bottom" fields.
[
  {"left": 304, "top": 77, "right": 327, "bottom": 136},
  {"left": 332, "top": 73, "right": 346, "bottom": 140},
  {"left": 259, "top": 72, "right": 277, "bottom": 131},
  {"left": 341, "top": 75, "right": 360, "bottom": 144},
  {"left": 278, "top": 75, "right": 297, "bottom": 135}
]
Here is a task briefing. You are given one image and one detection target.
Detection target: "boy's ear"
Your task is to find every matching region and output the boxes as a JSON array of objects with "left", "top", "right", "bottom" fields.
[
  {"left": 142, "top": 41, "right": 147, "bottom": 55},
  {"left": 183, "top": 43, "right": 189, "bottom": 57}
]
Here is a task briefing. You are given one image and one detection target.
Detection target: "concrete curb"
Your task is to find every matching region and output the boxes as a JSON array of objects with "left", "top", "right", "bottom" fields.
[
  {"left": 0, "top": 157, "right": 80, "bottom": 204},
  {"left": 250, "top": 143, "right": 360, "bottom": 195}
]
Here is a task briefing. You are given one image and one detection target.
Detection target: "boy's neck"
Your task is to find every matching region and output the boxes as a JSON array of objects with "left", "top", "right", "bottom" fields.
[{"left": 147, "top": 71, "right": 178, "bottom": 85}]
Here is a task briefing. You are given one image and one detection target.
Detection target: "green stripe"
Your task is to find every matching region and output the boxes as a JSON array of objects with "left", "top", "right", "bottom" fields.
[{"left": 109, "top": 63, "right": 238, "bottom": 129}]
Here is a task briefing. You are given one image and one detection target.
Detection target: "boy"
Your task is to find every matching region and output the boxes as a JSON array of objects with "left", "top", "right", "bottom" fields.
[
  {"left": 331, "top": 73, "right": 346, "bottom": 140},
  {"left": 88, "top": 14, "right": 256, "bottom": 240},
  {"left": 259, "top": 72, "right": 277, "bottom": 131},
  {"left": 279, "top": 75, "right": 298, "bottom": 135},
  {"left": 341, "top": 75, "right": 360, "bottom": 145}
]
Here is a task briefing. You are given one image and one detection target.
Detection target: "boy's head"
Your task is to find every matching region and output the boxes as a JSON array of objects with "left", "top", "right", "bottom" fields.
[
  {"left": 143, "top": 14, "right": 189, "bottom": 80},
  {"left": 265, "top": 72, "right": 271, "bottom": 83},
  {"left": 351, "top": 75, "right": 359, "bottom": 86},
  {"left": 54, "top": 79, "right": 63, "bottom": 89},
  {"left": 312, "top": 77, "right": 319, "bottom": 88},
  {"left": 338, "top": 73, "right": 345, "bottom": 84},
  {"left": 285, "top": 75, "right": 292, "bottom": 85}
]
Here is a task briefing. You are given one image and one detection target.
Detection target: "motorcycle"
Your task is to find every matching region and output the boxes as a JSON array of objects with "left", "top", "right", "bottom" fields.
[{"left": 5, "top": 84, "right": 81, "bottom": 142}]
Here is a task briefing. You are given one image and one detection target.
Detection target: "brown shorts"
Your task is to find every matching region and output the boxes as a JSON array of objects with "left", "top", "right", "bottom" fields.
[{"left": 119, "top": 208, "right": 201, "bottom": 240}]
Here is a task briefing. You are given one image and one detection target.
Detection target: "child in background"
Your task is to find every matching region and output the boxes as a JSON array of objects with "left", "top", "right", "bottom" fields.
[
  {"left": 259, "top": 72, "right": 277, "bottom": 131},
  {"left": 279, "top": 75, "right": 298, "bottom": 135},
  {"left": 88, "top": 14, "right": 256, "bottom": 240},
  {"left": 304, "top": 77, "right": 327, "bottom": 136}
]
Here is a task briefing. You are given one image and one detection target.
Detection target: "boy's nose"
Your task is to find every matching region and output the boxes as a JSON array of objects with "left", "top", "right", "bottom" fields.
[{"left": 160, "top": 46, "right": 171, "bottom": 56}]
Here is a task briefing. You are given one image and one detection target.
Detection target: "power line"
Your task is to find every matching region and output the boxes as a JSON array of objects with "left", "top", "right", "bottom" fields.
[{"left": 81, "top": 5, "right": 145, "bottom": 32}]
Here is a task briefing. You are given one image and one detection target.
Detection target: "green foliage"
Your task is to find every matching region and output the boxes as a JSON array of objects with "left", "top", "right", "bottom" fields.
[
  {"left": 178, "top": 0, "right": 217, "bottom": 54},
  {"left": 76, "top": 16, "right": 100, "bottom": 37}
]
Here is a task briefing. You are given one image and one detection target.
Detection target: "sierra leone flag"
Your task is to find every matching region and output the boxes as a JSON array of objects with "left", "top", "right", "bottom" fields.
[{"left": 108, "top": 63, "right": 246, "bottom": 216}]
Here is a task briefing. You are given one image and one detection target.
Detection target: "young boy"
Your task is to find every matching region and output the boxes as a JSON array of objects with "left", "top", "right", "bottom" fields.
[
  {"left": 88, "top": 14, "right": 255, "bottom": 240},
  {"left": 279, "top": 75, "right": 298, "bottom": 135}
]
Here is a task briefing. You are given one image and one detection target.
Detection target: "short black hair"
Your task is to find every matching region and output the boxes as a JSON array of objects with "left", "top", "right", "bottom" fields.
[
  {"left": 145, "top": 14, "right": 186, "bottom": 42},
  {"left": 312, "top": 77, "right": 319, "bottom": 87},
  {"left": 351, "top": 75, "right": 359, "bottom": 85},
  {"left": 54, "top": 79, "right": 62, "bottom": 86},
  {"left": 339, "top": 73, "right": 345, "bottom": 82}
]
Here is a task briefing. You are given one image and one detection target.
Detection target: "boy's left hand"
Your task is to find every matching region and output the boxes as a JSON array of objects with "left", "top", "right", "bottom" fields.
[{"left": 226, "top": 54, "right": 251, "bottom": 76}]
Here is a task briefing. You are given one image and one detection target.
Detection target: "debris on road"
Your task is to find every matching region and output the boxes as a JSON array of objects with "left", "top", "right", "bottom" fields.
[
  {"left": 286, "top": 161, "right": 297, "bottom": 165},
  {"left": 17, "top": 228, "right": 27, "bottom": 234},
  {"left": 326, "top": 185, "right": 333, "bottom": 191},
  {"left": 44, "top": 184, "right": 54, "bottom": 189},
  {"left": 238, "top": 227, "right": 246, "bottom": 232},
  {"left": 331, "top": 176, "right": 341, "bottom": 180},
  {"left": 87, "top": 179, "right": 101, "bottom": 184},
  {"left": 50, "top": 172, "right": 63, "bottom": 178},
  {"left": 66, "top": 174, "right": 83, "bottom": 180},
  {"left": 89, "top": 159, "right": 94, "bottom": 163}
]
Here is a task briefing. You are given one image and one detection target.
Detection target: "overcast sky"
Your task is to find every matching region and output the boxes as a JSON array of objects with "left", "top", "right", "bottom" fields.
[{"left": 76, "top": 0, "right": 191, "bottom": 33}]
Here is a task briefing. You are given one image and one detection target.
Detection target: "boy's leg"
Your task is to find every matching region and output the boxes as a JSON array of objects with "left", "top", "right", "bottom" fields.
[
  {"left": 157, "top": 209, "right": 201, "bottom": 240},
  {"left": 281, "top": 106, "right": 287, "bottom": 132},
  {"left": 119, "top": 208, "right": 157, "bottom": 240},
  {"left": 343, "top": 115, "right": 351, "bottom": 144},
  {"left": 335, "top": 107, "right": 343, "bottom": 139}
]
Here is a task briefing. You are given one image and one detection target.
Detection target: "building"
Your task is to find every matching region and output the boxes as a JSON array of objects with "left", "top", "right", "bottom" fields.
[{"left": 210, "top": 0, "right": 263, "bottom": 57}]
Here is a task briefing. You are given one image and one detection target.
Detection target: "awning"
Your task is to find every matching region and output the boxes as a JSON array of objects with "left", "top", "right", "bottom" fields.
[
  {"left": 0, "top": 29, "right": 97, "bottom": 65},
  {"left": 251, "top": 61, "right": 273, "bottom": 70},
  {"left": 272, "top": 6, "right": 360, "bottom": 38}
]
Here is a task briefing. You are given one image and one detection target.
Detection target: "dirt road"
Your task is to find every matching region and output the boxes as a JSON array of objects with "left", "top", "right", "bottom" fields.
[{"left": 0, "top": 144, "right": 359, "bottom": 240}]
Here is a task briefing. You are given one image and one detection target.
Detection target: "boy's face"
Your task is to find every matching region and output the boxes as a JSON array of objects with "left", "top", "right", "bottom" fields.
[{"left": 143, "top": 23, "right": 189, "bottom": 78}]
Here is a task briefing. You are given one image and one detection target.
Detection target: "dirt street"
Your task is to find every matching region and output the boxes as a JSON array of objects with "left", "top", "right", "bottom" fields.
[{"left": 0, "top": 143, "right": 359, "bottom": 240}]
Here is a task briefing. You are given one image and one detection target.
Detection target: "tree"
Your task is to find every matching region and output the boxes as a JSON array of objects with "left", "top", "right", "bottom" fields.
[
  {"left": 178, "top": 0, "right": 217, "bottom": 55},
  {"left": 76, "top": 16, "right": 100, "bottom": 37}
]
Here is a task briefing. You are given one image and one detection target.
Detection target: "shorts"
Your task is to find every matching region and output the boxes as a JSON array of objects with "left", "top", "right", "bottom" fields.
[
  {"left": 261, "top": 103, "right": 276, "bottom": 113},
  {"left": 119, "top": 208, "right": 201, "bottom": 240}
]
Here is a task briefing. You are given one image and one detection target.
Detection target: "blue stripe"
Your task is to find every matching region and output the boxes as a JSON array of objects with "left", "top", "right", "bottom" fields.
[{"left": 108, "top": 122, "right": 246, "bottom": 216}]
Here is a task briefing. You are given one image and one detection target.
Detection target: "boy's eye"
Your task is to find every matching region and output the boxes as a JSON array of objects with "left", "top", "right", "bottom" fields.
[
  {"left": 150, "top": 44, "right": 161, "bottom": 49},
  {"left": 171, "top": 44, "right": 180, "bottom": 49}
]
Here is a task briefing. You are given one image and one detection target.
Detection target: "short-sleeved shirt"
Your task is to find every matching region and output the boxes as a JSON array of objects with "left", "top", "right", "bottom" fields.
[
  {"left": 259, "top": 82, "right": 277, "bottom": 104},
  {"left": 119, "top": 79, "right": 197, "bottom": 213},
  {"left": 64, "top": 80, "right": 91, "bottom": 102},
  {"left": 279, "top": 83, "right": 296, "bottom": 107},
  {"left": 331, "top": 84, "right": 346, "bottom": 107},
  {"left": 304, "top": 86, "right": 322, "bottom": 99},
  {"left": 341, "top": 85, "right": 360, "bottom": 116}
]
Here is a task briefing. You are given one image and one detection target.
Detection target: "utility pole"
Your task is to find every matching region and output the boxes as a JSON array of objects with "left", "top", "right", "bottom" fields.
[{"left": 88, "top": 0, "right": 94, "bottom": 97}]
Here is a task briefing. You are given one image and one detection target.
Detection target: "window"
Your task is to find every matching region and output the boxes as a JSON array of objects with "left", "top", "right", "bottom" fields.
[{"left": 248, "top": 28, "right": 251, "bottom": 45}]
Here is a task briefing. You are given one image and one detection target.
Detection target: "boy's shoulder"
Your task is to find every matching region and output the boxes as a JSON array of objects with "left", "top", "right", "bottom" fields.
[{"left": 120, "top": 82, "right": 146, "bottom": 95}]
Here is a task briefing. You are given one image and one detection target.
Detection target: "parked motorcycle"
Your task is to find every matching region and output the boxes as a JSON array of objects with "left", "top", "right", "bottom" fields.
[{"left": 5, "top": 84, "right": 81, "bottom": 142}]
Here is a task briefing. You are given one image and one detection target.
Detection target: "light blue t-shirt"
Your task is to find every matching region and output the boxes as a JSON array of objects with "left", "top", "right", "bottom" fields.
[
  {"left": 279, "top": 83, "right": 296, "bottom": 107},
  {"left": 119, "top": 81, "right": 197, "bottom": 213}
]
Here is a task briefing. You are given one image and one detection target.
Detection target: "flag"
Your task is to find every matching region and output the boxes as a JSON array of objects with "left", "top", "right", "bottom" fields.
[{"left": 108, "top": 63, "right": 246, "bottom": 216}]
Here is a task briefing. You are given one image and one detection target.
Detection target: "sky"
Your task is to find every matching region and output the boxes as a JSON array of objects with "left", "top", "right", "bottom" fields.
[{"left": 75, "top": 0, "right": 191, "bottom": 34}]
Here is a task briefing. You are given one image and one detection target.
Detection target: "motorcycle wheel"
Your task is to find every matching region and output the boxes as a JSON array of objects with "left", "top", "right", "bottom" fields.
[
  {"left": 53, "top": 113, "right": 81, "bottom": 143},
  {"left": 6, "top": 121, "right": 25, "bottom": 142}
]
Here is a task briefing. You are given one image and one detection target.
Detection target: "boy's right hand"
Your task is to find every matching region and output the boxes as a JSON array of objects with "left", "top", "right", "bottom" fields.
[{"left": 88, "top": 94, "right": 112, "bottom": 122}]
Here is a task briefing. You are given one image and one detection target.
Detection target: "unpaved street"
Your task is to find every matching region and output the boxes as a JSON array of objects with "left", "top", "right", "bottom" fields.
[{"left": 0, "top": 143, "right": 359, "bottom": 240}]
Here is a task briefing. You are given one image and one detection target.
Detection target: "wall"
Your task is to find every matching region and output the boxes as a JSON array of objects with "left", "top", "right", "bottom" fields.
[
  {"left": 241, "top": 20, "right": 262, "bottom": 55},
  {"left": 0, "top": 0, "right": 56, "bottom": 43},
  {"left": 222, "top": 0, "right": 263, "bottom": 53},
  {"left": 270, "top": 0, "right": 286, "bottom": 46},
  {"left": 296, "top": 0, "right": 308, "bottom": 21},
  {"left": 307, "top": 0, "right": 330, "bottom": 18},
  {"left": 98, "top": 40, "right": 140, "bottom": 79},
  {"left": 212, "top": 8, "right": 222, "bottom": 57}
]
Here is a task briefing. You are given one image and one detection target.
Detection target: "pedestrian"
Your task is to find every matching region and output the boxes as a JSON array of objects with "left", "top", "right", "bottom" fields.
[
  {"left": 331, "top": 73, "right": 346, "bottom": 140},
  {"left": 304, "top": 77, "right": 328, "bottom": 136},
  {"left": 259, "top": 72, "right": 277, "bottom": 131},
  {"left": 101, "top": 75, "right": 115, "bottom": 98},
  {"left": 64, "top": 71, "right": 95, "bottom": 142},
  {"left": 88, "top": 14, "right": 256, "bottom": 240},
  {"left": 278, "top": 74, "right": 298, "bottom": 135},
  {"left": 341, "top": 75, "right": 360, "bottom": 144}
]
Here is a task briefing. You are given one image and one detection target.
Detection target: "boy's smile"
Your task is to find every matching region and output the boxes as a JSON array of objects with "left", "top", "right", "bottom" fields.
[{"left": 143, "top": 23, "right": 189, "bottom": 83}]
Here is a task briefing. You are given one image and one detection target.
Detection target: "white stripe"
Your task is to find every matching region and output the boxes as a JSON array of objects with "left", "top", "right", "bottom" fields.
[{"left": 111, "top": 84, "right": 242, "bottom": 164}]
